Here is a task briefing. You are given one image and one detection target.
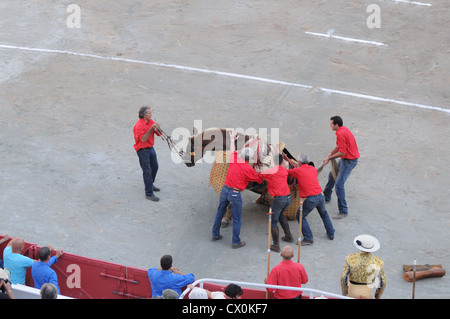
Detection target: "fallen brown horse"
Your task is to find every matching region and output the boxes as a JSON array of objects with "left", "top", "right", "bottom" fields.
[{"left": 182, "top": 128, "right": 302, "bottom": 221}]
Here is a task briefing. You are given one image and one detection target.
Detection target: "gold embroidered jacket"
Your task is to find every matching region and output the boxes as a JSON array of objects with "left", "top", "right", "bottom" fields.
[{"left": 340, "top": 252, "right": 386, "bottom": 298}]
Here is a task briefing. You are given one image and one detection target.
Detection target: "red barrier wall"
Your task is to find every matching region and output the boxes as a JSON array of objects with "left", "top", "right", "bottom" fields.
[
  {"left": 1, "top": 235, "right": 152, "bottom": 299},
  {"left": 1, "top": 235, "right": 280, "bottom": 299}
]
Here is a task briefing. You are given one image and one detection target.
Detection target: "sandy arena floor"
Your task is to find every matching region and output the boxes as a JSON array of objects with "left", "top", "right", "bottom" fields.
[{"left": 0, "top": 1, "right": 449, "bottom": 298}]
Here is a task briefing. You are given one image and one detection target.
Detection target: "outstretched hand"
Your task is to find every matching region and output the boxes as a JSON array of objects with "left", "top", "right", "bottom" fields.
[{"left": 229, "top": 129, "right": 239, "bottom": 141}]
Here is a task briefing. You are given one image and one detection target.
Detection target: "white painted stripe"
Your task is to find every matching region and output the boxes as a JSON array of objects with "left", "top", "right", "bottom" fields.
[
  {"left": 305, "top": 30, "right": 388, "bottom": 47},
  {"left": 391, "top": 0, "right": 432, "bottom": 7},
  {"left": 0, "top": 44, "right": 313, "bottom": 90},
  {"left": 317, "top": 87, "right": 448, "bottom": 114},
  {"left": 0, "top": 43, "right": 448, "bottom": 115}
]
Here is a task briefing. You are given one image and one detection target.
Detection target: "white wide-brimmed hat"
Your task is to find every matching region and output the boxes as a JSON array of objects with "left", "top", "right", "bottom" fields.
[{"left": 353, "top": 234, "right": 380, "bottom": 252}]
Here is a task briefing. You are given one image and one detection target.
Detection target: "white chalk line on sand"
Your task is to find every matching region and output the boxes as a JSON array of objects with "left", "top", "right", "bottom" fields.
[
  {"left": 305, "top": 30, "right": 388, "bottom": 47},
  {"left": 0, "top": 43, "right": 448, "bottom": 115},
  {"left": 391, "top": 0, "right": 432, "bottom": 7}
]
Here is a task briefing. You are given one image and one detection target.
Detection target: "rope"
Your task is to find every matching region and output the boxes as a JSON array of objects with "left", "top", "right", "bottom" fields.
[{"left": 156, "top": 127, "right": 186, "bottom": 160}]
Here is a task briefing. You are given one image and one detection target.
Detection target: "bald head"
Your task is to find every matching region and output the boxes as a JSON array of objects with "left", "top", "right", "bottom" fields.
[
  {"left": 281, "top": 246, "right": 294, "bottom": 260},
  {"left": 11, "top": 237, "right": 25, "bottom": 253}
]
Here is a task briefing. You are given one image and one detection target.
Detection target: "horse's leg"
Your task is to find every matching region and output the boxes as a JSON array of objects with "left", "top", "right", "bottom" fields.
[{"left": 221, "top": 205, "right": 232, "bottom": 227}]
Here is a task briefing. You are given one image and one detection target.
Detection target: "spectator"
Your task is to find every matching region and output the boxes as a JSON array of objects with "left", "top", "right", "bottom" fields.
[
  {"left": 40, "top": 283, "right": 58, "bottom": 299},
  {"left": 3, "top": 237, "right": 35, "bottom": 285},
  {"left": 188, "top": 286, "right": 209, "bottom": 299},
  {"left": 162, "top": 289, "right": 179, "bottom": 299},
  {"left": 265, "top": 246, "right": 308, "bottom": 299},
  {"left": 147, "top": 255, "right": 195, "bottom": 298},
  {"left": 223, "top": 283, "right": 243, "bottom": 299},
  {"left": 0, "top": 268, "right": 14, "bottom": 299},
  {"left": 186, "top": 283, "right": 243, "bottom": 299},
  {"left": 0, "top": 234, "right": 11, "bottom": 269},
  {"left": 31, "top": 246, "right": 64, "bottom": 294}
]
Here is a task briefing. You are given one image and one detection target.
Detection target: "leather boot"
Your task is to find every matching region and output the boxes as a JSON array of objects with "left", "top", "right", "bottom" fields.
[
  {"left": 279, "top": 217, "right": 294, "bottom": 243},
  {"left": 270, "top": 227, "right": 280, "bottom": 252}
]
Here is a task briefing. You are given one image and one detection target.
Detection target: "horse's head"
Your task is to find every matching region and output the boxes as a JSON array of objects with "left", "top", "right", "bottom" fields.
[
  {"left": 182, "top": 128, "right": 271, "bottom": 167},
  {"left": 183, "top": 128, "right": 231, "bottom": 167}
]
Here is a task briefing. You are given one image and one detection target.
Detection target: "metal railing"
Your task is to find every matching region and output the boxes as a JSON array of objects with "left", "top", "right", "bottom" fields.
[{"left": 179, "top": 278, "right": 353, "bottom": 299}]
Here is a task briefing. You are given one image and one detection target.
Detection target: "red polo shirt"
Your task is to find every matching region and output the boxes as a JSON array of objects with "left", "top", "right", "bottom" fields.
[
  {"left": 259, "top": 165, "right": 291, "bottom": 197},
  {"left": 336, "top": 126, "right": 359, "bottom": 160},
  {"left": 133, "top": 118, "right": 161, "bottom": 151},
  {"left": 288, "top": 165, "right": 322, "bottom": 197},
  {"left": 224, "top": 151, "right": 263, "bottom": 191},
  {"left": 266, "top": 260, "right": 308, "bottom": 299}
]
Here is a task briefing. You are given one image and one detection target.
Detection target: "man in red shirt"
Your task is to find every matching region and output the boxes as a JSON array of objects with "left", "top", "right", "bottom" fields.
[
  {"left": 322, "top": 116, "right": 360, "bottom": 219},
  {"left": 288, "top": 154, "right": 335, "bottom": 246},
  {"left": 265, "top": 246, "right": 308, "bottom": 299},
  {"left": 133, "top": 106, "right": 162, "bottom": 201},
  {"left": 211, "top": 131, "right": 263, "bottom": 249},
  {"left": 259, "top": 154, "right": 293, "bottom": 252}
]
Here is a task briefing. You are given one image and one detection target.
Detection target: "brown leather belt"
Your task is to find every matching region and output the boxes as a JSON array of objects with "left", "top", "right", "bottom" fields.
[{"left": 224, "top": 185, "right": 241, "bottom": 192}]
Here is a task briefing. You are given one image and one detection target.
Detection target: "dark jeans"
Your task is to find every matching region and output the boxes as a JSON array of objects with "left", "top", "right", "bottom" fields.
[
  {"left": 137, "top": 147, "right": 158, "bottom": 196},
  {"left": 297, "top": 193, "right": 334, "bottom": 242},
  {"left": 323, "top": 158, "right": 358, "bottom": 215},
  {"left": 270, "top": 195, "right": 291, "bottom": 227},
  {"left": 212, "top": 186, "right": 243, "bottom": 245}
]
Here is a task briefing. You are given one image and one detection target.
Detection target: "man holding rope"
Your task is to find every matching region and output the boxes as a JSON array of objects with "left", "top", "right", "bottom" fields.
[
  {"left": 133, "top": 106, "right": 162, "bottom": 202},
  {"left": 288, "top": 154, "right": 335, "bottom": 246},
  {"left": 322, "top": 116, "right": 360, "bottom": 219}
]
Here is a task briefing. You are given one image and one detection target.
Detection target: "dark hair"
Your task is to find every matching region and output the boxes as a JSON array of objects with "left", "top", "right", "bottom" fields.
[
  {"left": 224, "top": 284, "right": 243, "bottom": 298},
  {"left": 160, "top": 255, "right": 173, "bottom": 270},
  {"left": 330, "top": 115, "right": 343, "bottom": 127},
  {"left": 38, "top": 247, "right": 51, "bottom": 261},
  {"left": 139, "top": 106, "right": 150, "bottom": 119}
]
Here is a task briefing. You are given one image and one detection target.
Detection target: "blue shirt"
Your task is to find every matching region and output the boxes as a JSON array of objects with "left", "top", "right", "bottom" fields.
[
  {"left": 31, "top": 256, "right": 60, "bottom": 294},
  {"left": 3, "top": 247, "right": 34, "bottom": 285},
  {"left": 147, "top": 268, "right": 195, "bottom": 298}
]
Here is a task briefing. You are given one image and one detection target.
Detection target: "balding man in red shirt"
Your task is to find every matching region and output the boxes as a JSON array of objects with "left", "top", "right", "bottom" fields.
[
  {"left": 265, "top": 246, "right": 308, "bottom": 299},
  {"left": 211, "top": 131, "right": 263, "bottom": 249},
  {"left": 288, "top": 154, "right": 335, "bottom": 246},
  {"left": 323, "top": 116, "right": 360, "bottom": 219}
]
